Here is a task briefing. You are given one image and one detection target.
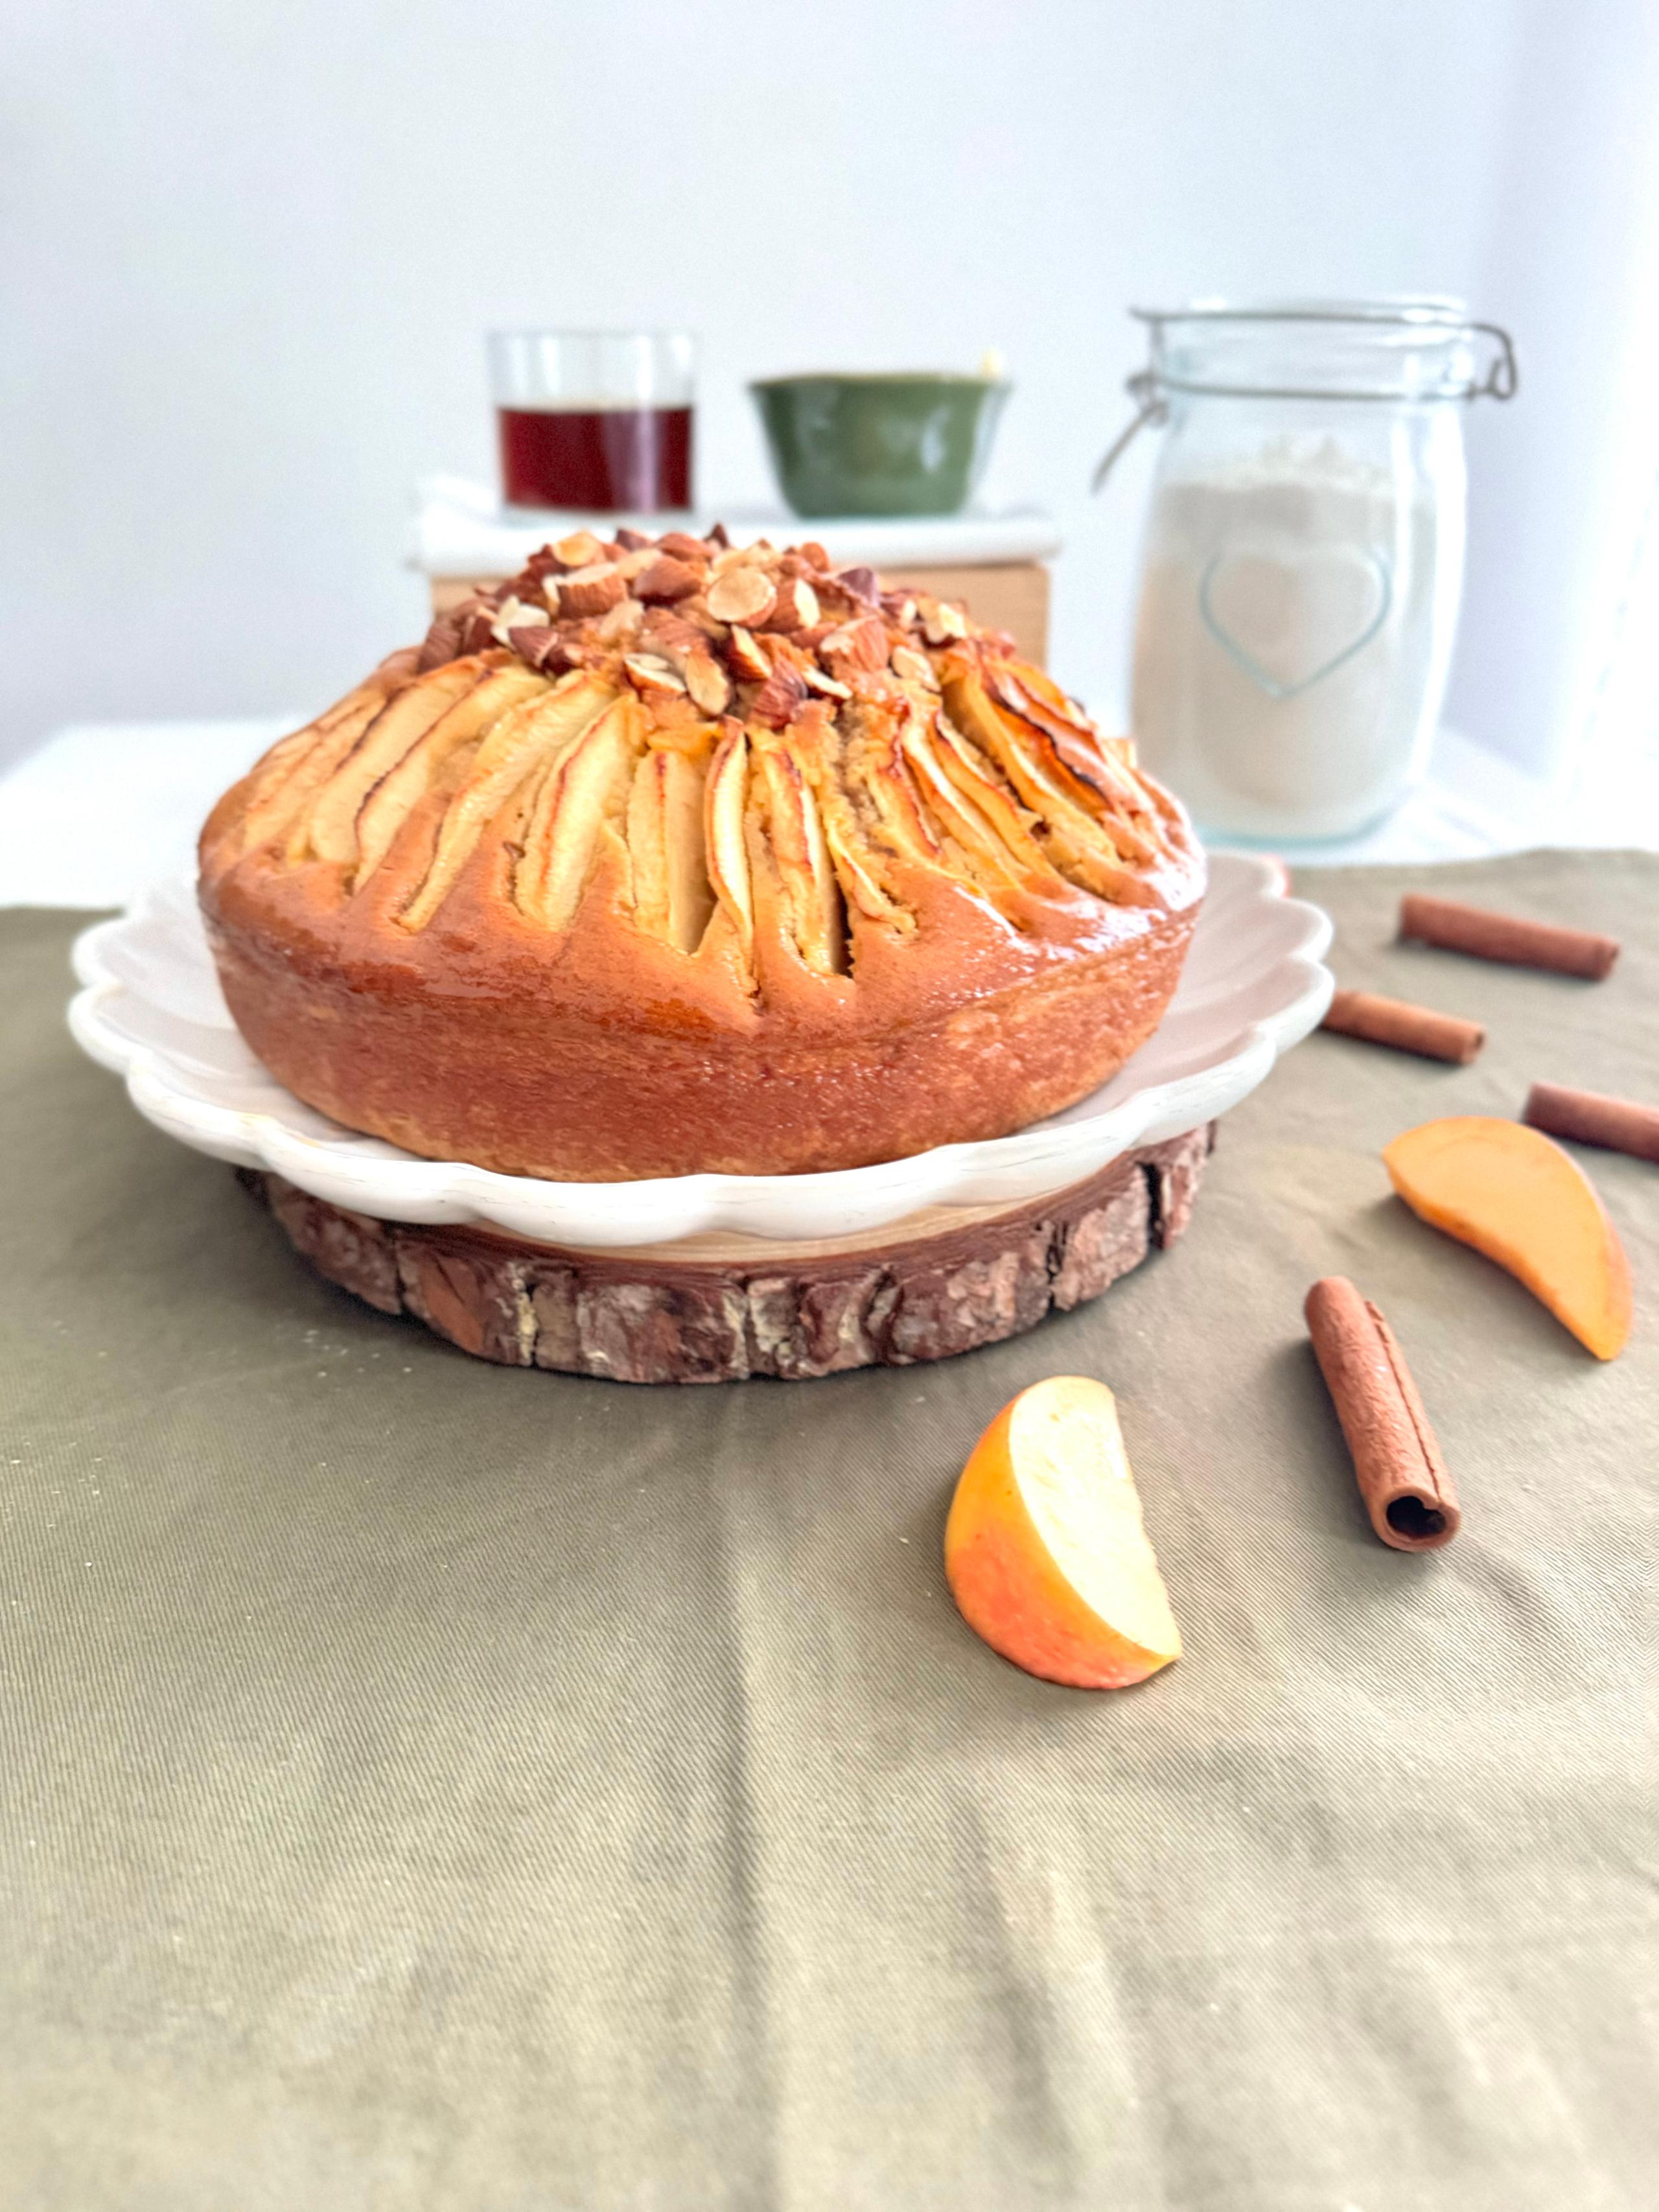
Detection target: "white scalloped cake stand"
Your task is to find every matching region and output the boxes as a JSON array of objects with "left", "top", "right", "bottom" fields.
[{"left": 68, "top": 852, "right": 1332, "bottom": 1252}]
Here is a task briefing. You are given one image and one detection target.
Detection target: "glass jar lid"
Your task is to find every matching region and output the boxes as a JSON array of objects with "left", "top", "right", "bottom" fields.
[
  {"left": 1139, "top": 297, "right": 1516, "bottom": 403},
  {"left": 1094, "top": 297, "right": 1517, "bottom": 488}
]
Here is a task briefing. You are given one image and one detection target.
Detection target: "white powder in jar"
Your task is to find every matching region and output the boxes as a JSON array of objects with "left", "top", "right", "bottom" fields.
[{"left": 1130, "top": 436, "right": 1461, "bottom": 841}]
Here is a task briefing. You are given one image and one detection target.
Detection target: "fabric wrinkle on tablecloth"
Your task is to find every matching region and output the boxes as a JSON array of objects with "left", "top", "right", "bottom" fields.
[{"left": 1, "top": 850, "right": 1654, "bottom": 2211}]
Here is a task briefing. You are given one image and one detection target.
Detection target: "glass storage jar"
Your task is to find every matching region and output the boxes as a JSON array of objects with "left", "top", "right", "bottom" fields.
[{"left": 1098, "top": 301, "right": 1516, "bottom": 843}]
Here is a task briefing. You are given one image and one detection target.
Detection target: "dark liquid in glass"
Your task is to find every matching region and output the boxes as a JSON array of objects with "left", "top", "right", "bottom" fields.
[{"left": 497, "top": 404, "right": 693, "bottom": 511}]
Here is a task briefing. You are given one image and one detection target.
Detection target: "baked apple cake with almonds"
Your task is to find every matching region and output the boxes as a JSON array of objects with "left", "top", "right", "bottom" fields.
[{"left": 199, "top": 526, "right": 1204, "bottom": 1180}]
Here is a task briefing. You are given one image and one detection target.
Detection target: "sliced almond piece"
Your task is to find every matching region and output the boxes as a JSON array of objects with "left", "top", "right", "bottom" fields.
[
  {"left": 634, "top": 554, "right": 702, "bottom": 603},
  {"left": 353, "top": 661, "right": 550, "bottom": 883},
  {"left": 640, "top": 608, "right": 708, "bottom": 653},
  {"left": 559, "top": 564, "right": 627, "bottom": 618},
  {"left": 684, "top": 647, "right": 732, "bottom": 716},
  {"left": 761, "top": 576, "right": 820, "bottom": 633},
  {"left": 919, "top": 597, "right": 969, "bottom": 644},
  {"left": 399, "top": 675, "right": 618, "bottom": 931},
  {"left": 725, "top": 625, "right": 772, "bottom": 682},
  {"left": 488, "top": 595, "right": 544, "bottom": 647},
  {"left": 623, "top": 652, "right": 688, "bottom": 697},
  {"left": 504, "top": 622, "right": 574, "bottom": 675},
  {"left": 835, "top": 564, "right": 879, "bottom": 604},
  {"left": 594, "top": 596, "right": 644, "bottom": 645},
  {"left": 756, "top": 745, "right": 845, "bottom": 975},
  {"left": 820, "top": 616, "right": 891, "bottom": 674},
  {"left": 515, "top": 694, "right": 646, "bottom": 933},
  {"left": 707, "top": 566, "right": 777, "bottom": 626},
  {"left": 703, "top": 726, "right": 754, "bottom": 959},
  {"left": 553, "top": 529, "right": 606, "bottom": 569},
  {"left": 305, "top": 659, "right": 489, "bottom": 865},
  {"left": 710, "top": 539, "right": 771, "bottom": 577},
  {"left": 802, "top": 666, "right": 852, "bottom": 700},
  {"left": 749, "top": 658, "right": 809, "bottom": 730},
  {"left": 890, "top": 644, "right": 940, "bottom": 692}
]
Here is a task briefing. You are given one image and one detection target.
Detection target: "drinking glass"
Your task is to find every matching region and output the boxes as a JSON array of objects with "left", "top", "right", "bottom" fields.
[{"left": 488, "top": 330, "right": 696, "bottom": 514}]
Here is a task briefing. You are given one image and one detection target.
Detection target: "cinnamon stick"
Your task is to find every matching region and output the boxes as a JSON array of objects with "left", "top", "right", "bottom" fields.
[
  {"left": 1321, "top": 989, "right": 1485, "bottom": 1064},
  {"left": 1524, "top": 1081, "right": 1659, "bottom": 1163},
  {"left": 1305, "top": 1277, "right": 1460, "bottom": 1551},
  {"left": 1400, "top": 893, "right": 1620, "bottom": 981}
]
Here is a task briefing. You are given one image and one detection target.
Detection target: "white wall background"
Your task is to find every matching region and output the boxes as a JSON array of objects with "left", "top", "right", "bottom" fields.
[{"left": 4, "top": 0, "right": 1653, "bottom": 789}]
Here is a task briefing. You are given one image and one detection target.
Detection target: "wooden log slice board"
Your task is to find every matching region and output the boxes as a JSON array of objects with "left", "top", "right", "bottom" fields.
[{"left": 240, "top": 1124, "right": 1213, "bottom": 1385}]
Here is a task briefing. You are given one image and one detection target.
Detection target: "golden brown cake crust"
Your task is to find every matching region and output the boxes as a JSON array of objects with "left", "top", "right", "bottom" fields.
[{"left": 199, "top": 530, "right": 1203, "bottom": 1180}]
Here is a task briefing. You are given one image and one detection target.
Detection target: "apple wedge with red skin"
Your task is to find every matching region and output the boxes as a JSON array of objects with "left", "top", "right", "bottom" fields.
[{"left": 945, "top": 1376, "right": 1182, "bottom": 1690}]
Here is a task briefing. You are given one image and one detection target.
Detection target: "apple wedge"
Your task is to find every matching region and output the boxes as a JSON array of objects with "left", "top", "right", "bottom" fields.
[
  {"left": 754, "top": 743, "right": 846, "bottom": 975},
  {"left": 945, "top": 1376, "right": 1182, "bottom": 1689},
  {"left": 898, "top": 712, "right": 1026, "bottom": 894},
  {"left": 990, "top": 664, "right": 1159, "bottom": 847},
  {"left": 626, "top": 745, "right": 716, "bottom": 953},
  {"left": 704, "top": 726, "right": 755, "bottom": 960},
  {"left": 931, "top": 713, "right": 1067, "bottom": 889},
  {"left": 227, "top": 682, "right": 393, "bottom": 861},
  {"left": 939, "top": 670, "right": 1156, "bottom": 904},
  {"left": 399, "top": 673, "right": 617, "bottom": 931},
  {"left": 304, "top": 657, "right": 498, "bottom": 866},
  {"left": 818, "top": 795, "right": 913, "bottom": 935},
  {"left": 350, "top": 659, "right": 549, "bottom": 881},
  {"left": 1384, "top": 1116, "right": 1633, "bottom": 1360},
  {"left": 515, "top": 694, "right": 646, "bottom": 933}
]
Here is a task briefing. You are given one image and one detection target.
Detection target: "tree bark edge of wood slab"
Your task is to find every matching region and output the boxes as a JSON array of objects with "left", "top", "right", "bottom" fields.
[{"left": 240, "top": 1126, "right": 1214, "bottom": 1384}]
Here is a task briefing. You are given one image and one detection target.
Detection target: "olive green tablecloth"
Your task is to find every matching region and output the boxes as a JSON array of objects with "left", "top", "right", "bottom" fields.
[{"left": 3, "top": 852, "right": 1656, "bottom": 2211}]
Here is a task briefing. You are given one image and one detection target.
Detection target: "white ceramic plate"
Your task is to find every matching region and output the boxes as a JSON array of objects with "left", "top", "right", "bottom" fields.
[{"left": 68, "top": 854, "right": 1332, "bottom": 1250}]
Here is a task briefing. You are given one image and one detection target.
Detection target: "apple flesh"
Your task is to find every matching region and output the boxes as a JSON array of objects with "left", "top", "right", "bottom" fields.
[
  {"left": 944, "top": 1376, "right": 1182, "bottom": 1689},
  {"left": 1384, "top": 1116, "right": 1632, "bottom": 1360}
]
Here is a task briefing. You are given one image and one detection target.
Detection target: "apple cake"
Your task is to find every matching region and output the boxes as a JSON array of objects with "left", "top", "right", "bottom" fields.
[{"left": 199, "top": 526, "right": 1204, "bottom": 1180}]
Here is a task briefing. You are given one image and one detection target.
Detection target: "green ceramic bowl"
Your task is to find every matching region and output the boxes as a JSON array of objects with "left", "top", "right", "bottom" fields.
[{"left": 750, "top": 372, "right": 1010, "bottom": 518}]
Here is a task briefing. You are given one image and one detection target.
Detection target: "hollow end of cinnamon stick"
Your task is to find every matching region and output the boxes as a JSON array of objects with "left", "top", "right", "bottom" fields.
[{"left": 1304, "top": 1275, "right": 1461, "bottom": 1552}]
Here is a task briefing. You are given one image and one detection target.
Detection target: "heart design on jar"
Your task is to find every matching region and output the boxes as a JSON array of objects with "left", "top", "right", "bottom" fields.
[{"left": 1198, "top": 543, "right": 1393, "bottom": 699}]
